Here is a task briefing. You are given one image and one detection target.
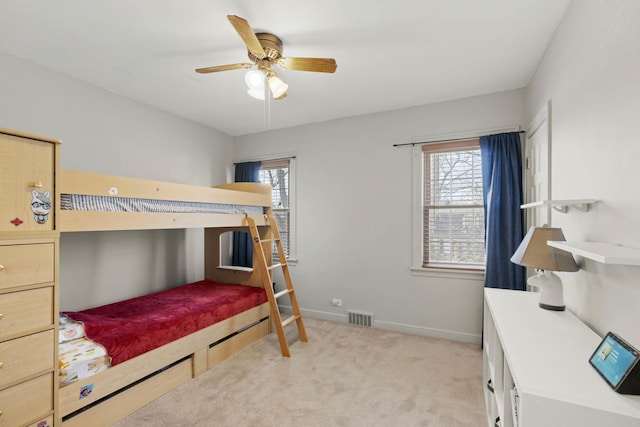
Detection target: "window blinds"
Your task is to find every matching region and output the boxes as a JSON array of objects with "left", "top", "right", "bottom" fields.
[
  {"left": 260, "top": 159, "right": 290, "bottom": 261},
  {"left": 422, "top": 140, "right": 485, "bottom": 267}
]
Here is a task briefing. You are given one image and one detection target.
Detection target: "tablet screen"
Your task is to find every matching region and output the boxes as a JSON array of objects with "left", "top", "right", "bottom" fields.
[{"left": 589, "top": 333, "right": 639, "bottom": 388}]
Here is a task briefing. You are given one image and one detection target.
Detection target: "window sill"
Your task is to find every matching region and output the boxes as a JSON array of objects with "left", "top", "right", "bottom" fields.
[{"left": 410, "top": 266, "right": 484, "bottom": 281}]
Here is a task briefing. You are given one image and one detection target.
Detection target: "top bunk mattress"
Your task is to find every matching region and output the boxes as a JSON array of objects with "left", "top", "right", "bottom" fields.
[
  {"left": 59, "top": 169, "right": 272, "bottom": 231},
  {"left": 62, "top": 280, "right": 268, "bottom": 365},
  {"left": 61, "top": 193, "right": 263, "bottom": 215}
]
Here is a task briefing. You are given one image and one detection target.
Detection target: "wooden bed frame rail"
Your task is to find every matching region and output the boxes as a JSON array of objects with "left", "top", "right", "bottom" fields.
[
  {"left": 60, "top": 303, "right": 270, "bottom": 426},
  {"left": 59, "top": 169, "right": 272, "bottom": 232}
]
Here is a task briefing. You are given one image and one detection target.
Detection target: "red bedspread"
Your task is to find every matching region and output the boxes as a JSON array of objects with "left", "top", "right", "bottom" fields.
[{"left": 62, "top": 280, "right": 267, "bottom": 366}]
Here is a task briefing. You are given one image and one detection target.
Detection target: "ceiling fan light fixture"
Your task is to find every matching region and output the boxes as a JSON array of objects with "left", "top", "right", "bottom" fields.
[
  {"left": 244, "top": 69, "right": 264, "bottom": 91},
  {"left": 247, "top": 88, "right": 265, "bottom": 100},
  {"left": 267, "top": 74, "right": 288, "bottom": 99},
  {"left": 195, "top": 16, "right": 337, "bottom": 103},
  {"left": 273, "top": 91, "right": 287, "bottom": 100}
]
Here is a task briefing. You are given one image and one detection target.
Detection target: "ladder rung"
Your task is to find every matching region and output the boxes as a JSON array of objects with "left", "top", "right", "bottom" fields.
[
  {"left": 260, "top": 237, "right": 280, "bottom": 243},
  {"left": 274, "top": 288, "right": 292, "bottom": 299},
  {"left": 268, "top": 263, "right": 283, "bottom": 270},
  {"left": 281, "top": 314, "right": 300, "bottom": 328}
]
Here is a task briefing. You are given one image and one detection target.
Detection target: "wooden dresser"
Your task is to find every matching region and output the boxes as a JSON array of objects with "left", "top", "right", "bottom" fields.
[{"left": 0, "top": 128, "right": 61, "bottom": 427}]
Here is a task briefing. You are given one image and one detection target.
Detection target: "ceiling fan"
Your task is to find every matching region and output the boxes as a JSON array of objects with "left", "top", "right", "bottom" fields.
[{"left": 196, "top": 15, "right": 337, "bottom": 100}]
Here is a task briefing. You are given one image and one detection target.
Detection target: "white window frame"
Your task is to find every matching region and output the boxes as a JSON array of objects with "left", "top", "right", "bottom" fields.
[
  {"left": 237, "top": 154, "right": 297, "bottom": 265},
  {"left": 410, "top": 127, "right": 518, "bottom": 280}
]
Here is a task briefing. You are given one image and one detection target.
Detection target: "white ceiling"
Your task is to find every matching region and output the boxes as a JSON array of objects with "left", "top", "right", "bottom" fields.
[{"left": 0, "top": 0, "right": 571, "bottom": 136}]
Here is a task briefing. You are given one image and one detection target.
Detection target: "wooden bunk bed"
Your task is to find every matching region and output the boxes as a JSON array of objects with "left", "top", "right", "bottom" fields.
[
  {"left": 55, "top": 170, "right": 305, "bottom": 426},
  {"left": 1, "top": 126, "right": 305, "bottom": 426}
]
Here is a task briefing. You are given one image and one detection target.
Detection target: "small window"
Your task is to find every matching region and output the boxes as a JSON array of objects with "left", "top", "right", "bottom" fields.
[
  {"left": 259, "top": 159, "right": 293, "bottom": 262},
  {"left": 421, "top": 140, "right": 485, "bottom": 269}
]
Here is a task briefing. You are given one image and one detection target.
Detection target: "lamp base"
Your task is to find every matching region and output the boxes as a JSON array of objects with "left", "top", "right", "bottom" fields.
[
  {"left": 527, "top": 270, "right": 566, "bottom": 311},
  {"left": 538, "top": 302, "right": 565, "bottom": 311}
]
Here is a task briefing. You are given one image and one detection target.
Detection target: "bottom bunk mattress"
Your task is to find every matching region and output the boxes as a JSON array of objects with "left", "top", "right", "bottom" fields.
[
  {"left": 59, "top": 315, "right": 110, "bottom": 386},
  {"left": 62, "top": 279, "right": 268, "bottom": 366},
  {"left": 59, "top": 336, "right": 111, "bottom": 386}
]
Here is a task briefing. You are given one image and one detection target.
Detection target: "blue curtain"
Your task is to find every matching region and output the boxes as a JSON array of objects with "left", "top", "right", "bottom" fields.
[
  {"left": 232, "top": 161, "right": 261, "bottom": 267},
  {"left": 480, "top": 132, "right": 526, "bottom": 290}
]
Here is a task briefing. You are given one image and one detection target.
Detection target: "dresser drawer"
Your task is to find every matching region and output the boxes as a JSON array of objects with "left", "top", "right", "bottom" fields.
[
  {"left": 0, "top": 330, "right": 54, "bottom": 389},
  {"left": 0, "top": 287, "right": 53, "bottom": 340},
  {"left": 0, "top": 243, "right": 55, "bottom": 291},
  {"left": 0, "top": 373, "right": 53, "bottom": 427},
  {"left": 26, "top": 415, "right": 53, "bottom": 427}
]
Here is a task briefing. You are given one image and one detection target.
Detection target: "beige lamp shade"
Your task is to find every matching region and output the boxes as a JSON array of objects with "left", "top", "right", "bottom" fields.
[{"left": 510, "top": 226, "right": 579, "bottom": 272}]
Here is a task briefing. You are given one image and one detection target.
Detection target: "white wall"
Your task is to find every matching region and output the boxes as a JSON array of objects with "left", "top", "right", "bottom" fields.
[
  {"left": 12, "top": 2, "right": 633, "bottom": 346},
  {"left": 0, "top": 52, "right": 235, "bottom": 310},
  {"left": 235, "top": 90, "right": 525, "bottom": 342},
  {"left": 525, "top": 0, "right": 640, "bottom": 346}
]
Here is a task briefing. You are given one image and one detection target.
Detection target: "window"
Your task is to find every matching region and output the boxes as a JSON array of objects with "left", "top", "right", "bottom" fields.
[
  {"left": 420, "top": 140, "right": 485, "bottom": 270},
  {"left": 259, "top": 158, "right": 295, "bottom": 263}
]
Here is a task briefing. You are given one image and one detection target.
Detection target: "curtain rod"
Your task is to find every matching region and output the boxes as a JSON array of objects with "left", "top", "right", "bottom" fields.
[
  {"left": 233, "top": 155, "right": 296, "bottom": 165},
  {"left": 392, "top": 130, "right": 525, "bottom": 148}
]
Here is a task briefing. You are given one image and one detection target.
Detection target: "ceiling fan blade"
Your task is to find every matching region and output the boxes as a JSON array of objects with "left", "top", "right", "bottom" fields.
[
  {"left": 227, "top": 15, "right": 266, "bottom": 59},
  {"left": 276, "top": 57, "right": 337, "bottom": 73},
  {"left": 195, "top": 63, "right": 254, "bottom": 74}
]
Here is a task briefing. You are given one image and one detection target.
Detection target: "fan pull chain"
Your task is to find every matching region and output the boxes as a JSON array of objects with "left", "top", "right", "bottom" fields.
[{"left": 264, "top": 83, "right": 271, "bottom": 130}]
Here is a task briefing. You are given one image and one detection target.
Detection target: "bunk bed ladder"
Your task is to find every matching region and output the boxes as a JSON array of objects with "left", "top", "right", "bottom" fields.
[{"left": 246, "top": 214, "right": 308, "bottom": 357}]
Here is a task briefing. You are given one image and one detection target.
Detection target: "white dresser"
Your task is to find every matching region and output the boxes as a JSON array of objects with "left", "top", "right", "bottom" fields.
[{"left": 483, "top": 288, "right": 640, "bottom": 427}]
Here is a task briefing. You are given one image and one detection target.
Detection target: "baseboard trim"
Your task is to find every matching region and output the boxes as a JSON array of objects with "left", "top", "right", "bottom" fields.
[
  {"left": 373, "top": 319, "right": 481, "bottom": 344},
  {"left": 279, "top": 305, "right": 482, "bottom": 344}
]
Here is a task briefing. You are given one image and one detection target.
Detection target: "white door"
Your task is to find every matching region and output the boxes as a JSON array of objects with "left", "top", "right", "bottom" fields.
[{"left": 525, "top": 100, "right": 552, "bottom": 228}]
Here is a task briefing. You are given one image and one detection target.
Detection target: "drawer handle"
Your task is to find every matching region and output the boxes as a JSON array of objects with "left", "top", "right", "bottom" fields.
[
  {"left": 33, "top": 181, "right": 44, "bottom": 188},
  {"left": 486, "top": 379, "right": 494, "bottom": 393},
  {"left": 0, "top": 264, "right": 3, "bottom": 271},
  {"left": 0, "top": 313, "right": 3, "bottom": 320},
  {"left": 0, "top": 362, "right": 3, "bottom": 369}
]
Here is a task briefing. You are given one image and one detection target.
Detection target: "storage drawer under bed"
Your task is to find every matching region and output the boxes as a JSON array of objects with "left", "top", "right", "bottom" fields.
[
  {"left": 207, "top": 316, "right": 270, "bottom": 368},
  {"left": 62, "top": 358, "right": 192, "bottom": 427}
]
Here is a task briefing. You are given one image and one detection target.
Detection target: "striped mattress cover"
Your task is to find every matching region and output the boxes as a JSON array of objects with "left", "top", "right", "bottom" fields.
[{"left": 60, "top": 194, "right": 264, "bottom": 215}]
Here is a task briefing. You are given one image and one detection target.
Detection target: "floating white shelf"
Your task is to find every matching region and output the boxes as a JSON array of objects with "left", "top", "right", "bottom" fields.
[
  {"left": 548, "top": 241, "right": 640, "bottom": 265},
  {"left": 520, "top": 199, "right": 597, "bottom": 213},
  {"left": 217, "top": 265, "right": 253, "bottom": 272}
]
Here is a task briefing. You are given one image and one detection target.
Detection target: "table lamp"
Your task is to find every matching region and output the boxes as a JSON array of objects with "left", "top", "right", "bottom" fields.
[{"left": 510, "top": 226, "right": 579, "bottom": 311}]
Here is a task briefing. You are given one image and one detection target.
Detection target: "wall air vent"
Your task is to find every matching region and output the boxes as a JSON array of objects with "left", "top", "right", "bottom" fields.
[{"left": 347, "top": 310, "right": 373, "bottom": 327}]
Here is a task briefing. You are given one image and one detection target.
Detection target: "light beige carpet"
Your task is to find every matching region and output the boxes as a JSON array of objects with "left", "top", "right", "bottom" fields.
[{"left": 114, "top": 318, "right": 485, "bottom": 427}]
